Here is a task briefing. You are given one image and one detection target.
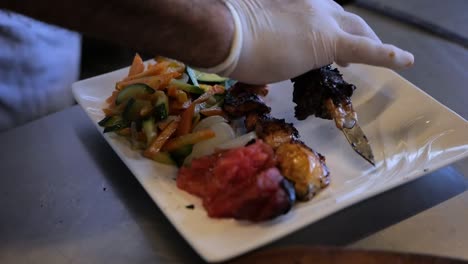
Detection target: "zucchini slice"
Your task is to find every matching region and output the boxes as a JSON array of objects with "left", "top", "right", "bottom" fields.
[
  {"left": 98, "top": 116, "right": 113, "bottom": 127},
  {"left": 98, "top": 115, "right": 124, "bottom": 127},
  {"left": 170, "top": 144, "right": 193, "bottom": 167},
  {"left": 98, "top": 115, "right": 129, "bottom": 133},
  {"left": 150, "top": 152, "right": 176, "bottom": 166},
  {"left": 116, "top": 83, "right": 154, "bottom": 105},
  {"left": 185, "top": 67, "right": 199, "bottom": 86},
  {"left": 123, "top": 98, "right": 152, "bottom": 121},
  {"left": 154, "top": 91, "right": 169, "bottom": 121},
  {"left": 142, "top": 117, "right": 156, "bottom": 144},
  {"left": 193, "top": 69, "right": 229, "bottom": 83},
  {"left": 170, "top": 79, "right": 205, "bottom": 94}
]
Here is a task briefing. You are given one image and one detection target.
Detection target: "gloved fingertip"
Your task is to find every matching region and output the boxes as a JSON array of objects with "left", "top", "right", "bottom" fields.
[
  {"left": 404, "top": 51, "right": 415, "bottom": 68},
  {"left": 387, "top": 47, "right": 414, "bottom": 69},
  {"left": 398, "top": 50, "right": 415, "bottom": 69}
]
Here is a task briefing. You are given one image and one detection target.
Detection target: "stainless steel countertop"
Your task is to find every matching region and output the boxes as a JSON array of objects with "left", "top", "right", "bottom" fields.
[{"left": 0, "top": 1, "right": 467, "bottom": 263}]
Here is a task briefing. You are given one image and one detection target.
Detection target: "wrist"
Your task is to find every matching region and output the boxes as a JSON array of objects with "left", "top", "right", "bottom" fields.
[{"left": 196, "top": 0, "right": 243, "bottom": 77}]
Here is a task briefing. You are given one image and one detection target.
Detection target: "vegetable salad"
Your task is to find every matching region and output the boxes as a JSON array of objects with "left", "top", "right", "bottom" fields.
[{"left": 99, "top": 54, "right": 251, "bottom": 166}]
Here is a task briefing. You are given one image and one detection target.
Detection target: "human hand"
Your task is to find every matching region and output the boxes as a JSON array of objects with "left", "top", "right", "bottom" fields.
[{"left": 204, "top": 0, "right": 414, "bottom": 84}]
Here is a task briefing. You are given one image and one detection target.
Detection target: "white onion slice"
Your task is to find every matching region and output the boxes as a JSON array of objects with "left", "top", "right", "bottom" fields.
[
  {"left": 177, "top": 73, "right": 189, "bottom": 83},
  {"left": 193, "top": 115, "right": 227, "bottom": 132},
  {"left": 184, "top": 122, "right": 235, "bottom": 165},
  {"left": 216, "top": 131, "right": 257, "bottom": 150}
]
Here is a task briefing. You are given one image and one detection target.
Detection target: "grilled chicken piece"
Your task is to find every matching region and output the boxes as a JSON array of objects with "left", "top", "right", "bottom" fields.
[
  {"left": 246, "top": 113, "right": 330, "bottom": 200},
  {"left": 253, "top": 116, "right": 300, "bottom": 149},
  {"left": 225, "top": 82, "right": 331, "bottom": 201},
  {"left": 275, "top": 141, "right": 330, "bottom": 200},
  {"left": 291, "top": 65, "right": 356, "bottom": 128}
]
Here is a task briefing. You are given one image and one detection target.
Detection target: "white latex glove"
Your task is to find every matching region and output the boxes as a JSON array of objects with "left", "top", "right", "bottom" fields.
[{"left": 203, "top": 0, "right": 414, "bottom": 84}]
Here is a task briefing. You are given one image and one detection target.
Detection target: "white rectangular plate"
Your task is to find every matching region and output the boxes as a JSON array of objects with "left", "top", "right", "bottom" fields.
[{"left": 73, "top": 64, "right": 468, "bottom": 263}]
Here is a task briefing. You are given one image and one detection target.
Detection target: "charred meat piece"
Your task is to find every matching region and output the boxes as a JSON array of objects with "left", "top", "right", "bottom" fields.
[
  {"left": 291, "top": 65, "right": 356, "bottom": 125},
  {"left": 253, "top": 115, "right": 300, "bottom": 149},
  {"left": 229, "top": 83, "right": 269, "bottom": 97},
  {"left": 222, "top": 81, "right": 331, "bottom": 203},
  {"left": 292, "top": 66, "right": 375, "bottom": 166},
  {"left": 223, "top": 92, "right": 271, "bottom": 118},
  {"left": 275, "top": 141, "right": 330, "bottom": 200},
  {"left": 223, "top": 83, "right": 271, "bottom": 118},
  {"left": 245, "top": 112, "right": 270, "bottom": 132}
]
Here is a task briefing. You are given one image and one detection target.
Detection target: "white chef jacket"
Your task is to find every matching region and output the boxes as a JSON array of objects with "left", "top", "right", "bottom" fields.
[{"left": 0, "top": 10, "right": 81, "bottom": 132}]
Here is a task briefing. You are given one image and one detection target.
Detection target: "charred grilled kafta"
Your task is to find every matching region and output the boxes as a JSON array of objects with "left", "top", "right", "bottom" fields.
[
  {"left": 291, "top": 66, "right": 376, "bottom": 166},
  {"left": 291, "top": 65, "right": 356, "bottom": 129},
  {"left": 223, "top": 83, "right": 271, "bottom": 118}
]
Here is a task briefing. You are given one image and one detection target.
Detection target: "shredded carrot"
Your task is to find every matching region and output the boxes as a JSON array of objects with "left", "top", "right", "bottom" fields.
[
  {"left": 137, "top": 132, "right": 147, "bottom": 142},
  {"left": 163, "top": 129, "right": 215, "bottom": 152},
  {"left": 176, "top": 103, "right": 196, "bottom": 136},
  {"left": 105, "top": 90, "right": 119, "bottom": 105},
  {"left": 121, "top": 61, "right": 170, "bottom": 82},
  {"left": 116, "top": 72, "right": 181, "bottom": 90},
  {"left": 102, "top": 108, "right": 114, "bottom": 116},
  {"left": 102, "top": 90, "right": 120, "bottom": 115},
  {"left": 116, "top": 128, "right": 131, "bottom": 136},
  {"left": 169, "top": 98, "right": 191, "bottom": 115},
  {"left": 144, "top": 117, "right": 180, "bottom": 158},
  {"left": 147, "top": 62, "right": 157, "bottom": 69},
  {"left": 102, "top": 102, "right": 126, "bottom": 116},
  {"left": 155, "top": 56, "right": 185, "bottom": 73},
  {"left": 155, "top": 56, "right": 172, "bottom": 63},
  {"left": 199, "top": 84, "right": 225, "bottom": 95},
  {"left": 200, "top": 107, "right": 225, "bottom": 117},
  {"left": 167, "top": 86, "right": 178, "bottom": 98},
  {"left": 127, "top": 53, "right": 145, "bottom": 77},
  {"left": 166, "top": 88, "right": 188, "bottom": 104},
  {"left": 175, "top": 90, "right": 188, "bottom": 103},
  {"left": 157, "top": 119, "right": 173, "bottom": 130},
  {"left": 193, "top": 92, "right": 214, "bottom": 104},
  {"left": 156, "top": 116, "right": 179, "bottom": 131},
  {"left": 212, "top": 85, "right": 226, "bottom": 94},
  {"left": 168, "top": 91, "right": 216, "bottom": 125}
]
